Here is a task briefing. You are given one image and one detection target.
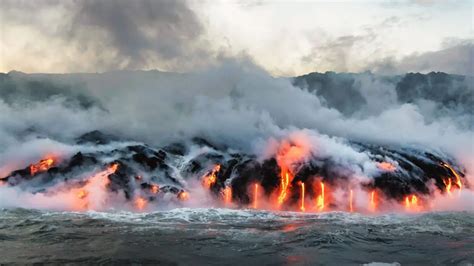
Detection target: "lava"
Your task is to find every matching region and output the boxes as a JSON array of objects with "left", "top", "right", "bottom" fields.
[
  {"left": 369, "top": 190, "right": 376, "bottom": 211},
  {"left": 30, "top": 157, "right": 55, "bottom": 176},
  {"left": 377, "top": 162, "right": 396, "bottom": 172},
  {"left": 223, "top": 186, "right": 232, "bottom": 206},
  {"left": 441, "top": 162, "right": 463, "bottom": 191},
  {"left": 77, "top": 189, "right": 87, "bottom": 199},
  {"left": 253, "top": 183, "right": 259, "bottom": 209},
  {"left": 73, "top": 163, "right": 119, "bottom": 211},
  {"left": 277, "top": 171, "right": 291, "bottom": 206},
  {"left": 443, "top": 178, "right": 452, "bottom": 196},
  {"left": 135, "top": 197, "right": 147, "bottom": 210},
  {"left": 178, "top": 191, "right": 189, "bottom": 201},
  {"left": 404, "top": 195, "right": 421, "bottom": 211},
  {"left": 151, "top": 184, "right": 159, "bottom": 194},
  {"left": 300, "top": 182, "right": 305, "bottom": 212},
  {"left": 349, "top": 189, "right": 354, "bottom": 212},
  {"left": 203, "top": 164, "right": 220, "bottom": 188},
  {"left": 315, "top": 181, "right": 325, "bottom": 211}
]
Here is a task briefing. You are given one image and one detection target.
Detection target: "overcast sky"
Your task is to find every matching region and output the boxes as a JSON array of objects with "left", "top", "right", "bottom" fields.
[{"left": 0, "top": 0, "right": 472, "bottom": 75}]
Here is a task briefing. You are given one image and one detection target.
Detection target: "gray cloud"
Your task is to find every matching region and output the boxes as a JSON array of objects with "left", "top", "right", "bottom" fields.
[
  {"left": 72, "top": 0, "right": 206, "bottom": 68},
  {"left": 1, "top": 0, "right": 212, "bottom": 71},
  {"left": 368, "top": 41, "right": 473, "bottom": 76}
]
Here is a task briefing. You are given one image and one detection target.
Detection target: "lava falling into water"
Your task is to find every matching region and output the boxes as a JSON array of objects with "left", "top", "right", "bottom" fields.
[
  {"left": 277, "top": 171, "right": 290, "bottom": 206},
  {"left": 178, "top": 191, "right": 189, "bottom": 201},
  {"left": 404, "top": 195, "right": 420, "bottom": 211},
  {"left": 300, "top": 182, "right": 305, "bottom": 212},
  {"left": 316, "top": 181, "right": 325, "bottom": 211},
  {"left": 253, "top": 183, "right": 259, "bottom": 209},
  {"left": 349, "top": 189, "right": 354, "bottom": 212},
  {"left": 223, "top": 186, "right": 232, "bottom": 206},
  {"left": 74, "top": 163, "right": 119, "bottom": 210},
  {"left": 441, "top": 162, "right": 463, "bottom": 192},
  {"left": 203, "top": 164, "right": 220, "bottom": 188},
  {"left": 30, "top": 157, "right": 55, "bottom": 176},
  {"left": 369, "top": 190, "right": 376, "bottom": 211},
  {"left": 443, "top": 178, "right": 452, "bottom": 196},
  {"left": 135, "top": 197, "right": 147, "bottom": 210}
]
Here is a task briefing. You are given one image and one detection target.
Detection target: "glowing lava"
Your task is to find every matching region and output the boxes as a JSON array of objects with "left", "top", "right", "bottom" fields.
[
  {"left": 178, "top": 191, "right": 189, "bottom": 201},
  {"left": 441, "top": 162, "right": 463, "bottom": 191},
  {"left": 77, "top": 189, "right": 87, "bottom": 199},
  {"left": 369, "top": 190, "right": 376, "bottom": 211},
  {"left": 315, "top": 181, "right": 325, "bottom": 211},
  {"left": 73, "top": 163, "right": 119, "bottom": 211},
  {"left": 300, "top": 182, "right": 305, "bottom": 212},
  {"left": 377, "top": 162, "right": 396, "bottom": 172},
  {"left": 30, "top": 157, "right": 55, "bottom": 176},
  {"left": 223, "top": 186, "right": 232, "bottom": 206},
  {"left": 404, "top": 194, "right": 421, "bottom": 211},
  {"left": 151, "top": 184, "right": 159, "bottom": 194},
  {"left": 253, "top": 183, "right": 259, "bottom": 209},
  {"left": 277, "top": 171, "right": 290, "bottom": 206},
  {"left": 443, "top": 178, "right": 452, "bottom": 196},
  {"left": 135, "top": 197, "right": 147, "bottom": 210},
  {"left": 203, "top": 164, "right": 220, "bottom": 188},
  {"left": 349, "top": 189, "right": 354, "bottom": 212}
]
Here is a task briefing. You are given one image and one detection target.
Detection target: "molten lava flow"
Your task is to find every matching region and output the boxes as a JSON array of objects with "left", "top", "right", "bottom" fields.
[
  {"left": 369, "top": 190, "right": 376, "bottom": 211},
  {"left": 203, "top": 164, "right": 220, "bottom": 188},
  {"left": 404, "top": 195, "right": 421, "bottom": 211},
  {"left": 151, "top": 184, "right": 159, "bottom": 194},
  {"left": 178, "top": 191, "right": 189, "bottom": 201},
  {"left": 443, "top": 178, "right": 452, "bottom": 196},
  {"left": 275, "top": 139, "right": 309, "bottom": 208},
  {"left": 223, "top": 186, "right": 232, "bottom": 206},
  {"left": 300, "top": 182, "right": 305, "bottom": 212},
  {"left": 377, "top": 162, "right": 396, "bottom": 172},
  {"left": 315, "top": 181, "right": 325, "bottom": 211},
  {"left": 135, "top": 197, "right": 147, "bottom": 210},
  {"left": 441, "top": 162, "right": 463, "bottom": 192},
  {"left": 30, "top": 157, "right": 55, "bottom": 176},
  {"left": 77, "top": 189, "right": 87, "bottom": 199},
  {"left": 349, "top": 189, "right": 354, "bottom": 212},
  {"left": 277, "top": 171, "right": 291, "bottom": 206},
  {"left": 253, "top": 183, "right": 259, "bottom": 209},
  {"left": 73, "top": 163, "right": 119, "bottom": 211}
]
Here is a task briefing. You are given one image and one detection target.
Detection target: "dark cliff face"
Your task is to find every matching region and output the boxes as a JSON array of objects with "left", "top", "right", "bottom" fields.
[{"left": 1, "top": 131, "right": 466, "bottom": 209}]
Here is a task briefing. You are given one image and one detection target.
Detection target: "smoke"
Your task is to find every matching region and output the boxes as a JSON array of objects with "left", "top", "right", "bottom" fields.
[{"left": 0, "top": 59, "right": 473, "bottom": 212}]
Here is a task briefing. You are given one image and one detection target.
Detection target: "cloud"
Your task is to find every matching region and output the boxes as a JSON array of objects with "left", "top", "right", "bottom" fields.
[
  {"left": 0, "top": 0, "right": 214, "bottom": 72},
  {"left": 368, "top": 41, "right": 473, "bottom": 76}
]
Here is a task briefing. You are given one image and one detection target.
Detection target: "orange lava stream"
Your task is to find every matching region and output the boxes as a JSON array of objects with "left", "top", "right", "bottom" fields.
[
  {"left": 253, "top": 183, "right": 259, "bottom": 209},
  {"left": 277, "top": 171, "right": 290, "bottom": 206},
  {"left": 30, "top": 158, "right": 55, "bottom": 176},
  {"left": 369, "top": 190, "right": 376, "bottom": 211},
  {"left": 135, "top": 197, "right": 147, "bottom": 210},
  {"left": 223, "top": 186, "right": 232, "bottom": 206},
  {"left": 441, "top": 162, "right": 463, "bottom": 192},
  {"left": 178, "top": 191, "right": 189, "bottom": 201},
  {"left": 300, "top": 182, "right": 305, "bottom": 212},
  {"left": 377, "top": 162, "right": 396, "bottom": 172},
  {"left": 404, "top": 195, "right": 421, "bottom": 211},
  {"left": 316, "top": 181, "right": 325, "bottom": 211},
  {"left": 151, "top": 184, "right": 159, "bottom": 194},
  {"left": 443, "top": 178, "right": 452, "bottom": 196},
  {"left": 203, "top": 164, "right": 220, "bottom": 188},
  {"left": 349, "top": 189, "right": 354, "bottom": 212}
]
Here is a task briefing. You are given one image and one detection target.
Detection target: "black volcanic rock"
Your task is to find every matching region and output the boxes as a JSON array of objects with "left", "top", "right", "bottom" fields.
[{"left": 76, "top": 130, "right": 119, "bottom": 145}]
